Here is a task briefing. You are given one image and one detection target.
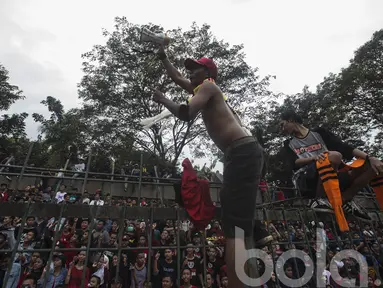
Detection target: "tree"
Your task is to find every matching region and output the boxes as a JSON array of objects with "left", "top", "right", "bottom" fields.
[
  {"left": 0, "top": 64, "right": 24, "bottom": 111},
  {"left": 336, "top": 29, "right": 383, "bottom": 153},
  {"left": 33, "top": 96, "right": 89, "bottom": 167},
  {"left": 33, "top": 96, "right": 159, "bottom": 173},
  {"left": 256, "top": 30, "right": 383, "bottom": 183},
  {"left": 78, "top": 17, "right": 273, "bottom": 167},
  {"left": 0, "top": 64, "right": 29, "bottom": 162}
]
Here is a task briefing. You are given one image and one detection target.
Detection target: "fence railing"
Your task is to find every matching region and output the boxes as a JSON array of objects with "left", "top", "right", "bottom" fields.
[{"left": 1, "top": 144, "right": 383, "bottom": 287}]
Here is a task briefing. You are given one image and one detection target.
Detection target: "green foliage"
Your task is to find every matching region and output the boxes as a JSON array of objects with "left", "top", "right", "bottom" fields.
[
  {"left": 78, "top": 17, "right": 273, "bottom": 166},
  {"left": 0, "top": 64, "right": 24, "bottom": 110},
  {"left": 1, "top": 26, "right": 382, "bottom": 181},
  {"left": 0, "top": 64, "right": 29, "bottom": 162},
  {"left": 253, "top": 29, "right": 383, "bottom": 183}
]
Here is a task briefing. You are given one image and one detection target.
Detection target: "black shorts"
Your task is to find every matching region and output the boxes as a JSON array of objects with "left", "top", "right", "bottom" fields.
[
  {"left": 297, "top": 162, "right": 353, "bottom": 198},
  {"left": 220, "top": 136, "right": 264, "bottom": 238}
]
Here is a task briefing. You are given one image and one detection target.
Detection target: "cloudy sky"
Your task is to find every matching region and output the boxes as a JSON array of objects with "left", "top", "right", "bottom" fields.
[{"left": 1, "top": 0, "right": 383, "bottom": 157}]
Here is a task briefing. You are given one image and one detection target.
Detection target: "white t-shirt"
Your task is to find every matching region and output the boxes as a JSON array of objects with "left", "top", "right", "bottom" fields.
[
  {"left": 55, "top": 191, "right": 67, "bottom": 203},
  {"left": 90, "top": 200, "right": 104, "bottom": 206},
  {"left": 74, "top": 163, "right": 85, "bottom": 172},
  {"left": 322, "top": 270, "right": 331, "bottom": 285}
]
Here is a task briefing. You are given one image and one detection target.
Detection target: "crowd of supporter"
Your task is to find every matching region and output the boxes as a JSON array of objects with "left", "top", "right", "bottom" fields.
[{"left": 1, "top": 182, "right": 383, "bottom": 288}]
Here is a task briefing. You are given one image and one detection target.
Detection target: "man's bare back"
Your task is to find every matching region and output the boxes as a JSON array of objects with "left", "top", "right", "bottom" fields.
[{"left": 202, "top": 83, "right": 248, "bottom": 151}]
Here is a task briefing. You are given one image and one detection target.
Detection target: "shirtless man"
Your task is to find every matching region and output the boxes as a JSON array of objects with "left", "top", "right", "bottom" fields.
[{"left": 154, "top": 47, "right": 270, "bottom": 287}]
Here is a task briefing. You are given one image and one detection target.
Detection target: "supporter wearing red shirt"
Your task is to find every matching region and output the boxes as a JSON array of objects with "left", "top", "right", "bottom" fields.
[
  {"left": 64, "top": 235, "right": 79, "bottom": 267},
  {"left": 60, "top": 224, "right": 74, "bottom": 247},
  {"left": 66, "top": 251, "right": 90, "bottom": 287},
  {"left": 259, "top": 178, "right": 268, "bottom": 194},
  {"left": 0, "top": 184, "right": 9, "bottom": 202},
  {"left": 132, "top": 235, "right": 149, "bottom": 262}
]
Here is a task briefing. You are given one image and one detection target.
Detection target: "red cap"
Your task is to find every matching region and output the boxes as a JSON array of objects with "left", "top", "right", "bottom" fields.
[{"left": 184, "top": 57, "right": 218, "bottom": 80}]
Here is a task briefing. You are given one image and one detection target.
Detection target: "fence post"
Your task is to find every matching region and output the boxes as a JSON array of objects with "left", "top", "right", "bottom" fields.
[
  {"left": 138, "top": 151, "right": 143, "bottom": 202},
  {"left": 154, "top": 166, "right": 164, "bottom": 205},
  {"left": 54, "top": 157, "right": 71, "bottom": 194},
  {"left": 2, "top": 202, "right": 32, "bottom": 288},
  {"left": 81, "top": 150, "right": 92, "bottom": 195},
  {"left": 16, "top": 142, "right": 34, "bottom": 190},
  {"left": 110, "top": 157, "right": 115, "bottom": 197},
  {"left": 0, "top": 156, "right": 14, "bottom": 173}
]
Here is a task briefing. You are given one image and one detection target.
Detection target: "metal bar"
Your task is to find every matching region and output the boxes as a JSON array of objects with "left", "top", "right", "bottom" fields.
[
  {"left": 0, "top": 237, "right": 364, "bottom": 254},
  {"left": 153, "top": 166, "right": 163, "bottom": 205},
  {"left": 176, "top": 209, "right": 181, "bottom": 287},
  {"left": 16, "top": 142, "right": 34, "bottom": 190},
  {"left": 113, "top": 206, "right": 126, "bottom": 284},
  {"left": 294, "top": 178, "right": 316, "bottom": 287},
  {"left": 296, "top": 209, "right": 316, "bottom": 286},
  {"left": 2, "top": 201, "right": 32, "bottom": 288},
  {"left": 329, "top": 217, "right": 352, "bottom": 280},
  {"left": 3, "top": 168, "right": 377, "bottom": 206},
  {"left": 202, "top": 230, "right": 207, "bottom": 286},
  {"left": 0, "top": 163, "right": 224, "bottom": 185},
  {"left": 281, "top": 208, "right": 303, "bottom": 286},
  {"left": 42, "top": 205, "right": 66, "bottom": 287},
  {"left": 2, "top": 160, "right": 380, "bottom": 195},
  {"left": 0, "top": 171, "right": 221, "bottom": 187},
  {"left": 80, "top": 211, "right": 99, "bottom": 287},
  {"left": 146, "top": 205, "right": 154, "bottom": 283},
  {"left": 0, "top": 156, "right": 14, "bottom": 173},
  {"left": 1, "top": 203, "right": 380, "bottom": 223},
  {"left": 369, "top": 185, "right": 383, "bottom": 222},
  {"left": 81, "top": 151, "right": 92, "bottom": 195},
  {"left": 353, "top": 215, "right": 382, "bottom": 280},
  {"left": 138, "top": 151, "right": 143, "bottom": 203},
  {"left": 0, "top": 244, "right": 210, "bottom": 253},
  {"left": 54, "top": 157, "right": 71, "bottom": 194},
  {"left": 110, "top": 158, "right": 115, "bottom": 196}
]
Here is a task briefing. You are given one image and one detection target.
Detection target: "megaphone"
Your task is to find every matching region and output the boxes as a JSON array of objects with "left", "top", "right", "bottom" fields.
[{"left": 140, "top": 27, "right": 170, "bottom": 46}]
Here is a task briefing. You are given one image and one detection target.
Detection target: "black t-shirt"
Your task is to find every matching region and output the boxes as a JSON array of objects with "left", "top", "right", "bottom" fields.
[
  {"left": 206, "top": 258, "right": 222, "bottom": 282},
  {"left": 194, "top": 247, "right": 203, "bottom": 259},
  {"left": 159, "top": 258, "right": 178, "bottom": 283},
  {"left": 183, "top": 257, "right": 202, "bottom": 286}
]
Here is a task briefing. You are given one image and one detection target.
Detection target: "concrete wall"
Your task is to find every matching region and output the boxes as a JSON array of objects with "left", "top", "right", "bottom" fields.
[{"left": 0, "top": 175, "right": 222, "bottom": 202}]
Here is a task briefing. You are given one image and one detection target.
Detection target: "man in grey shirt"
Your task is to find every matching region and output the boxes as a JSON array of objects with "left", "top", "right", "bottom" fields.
[{"left": 280, "top": 110, "right": 382, "bottom": 221}]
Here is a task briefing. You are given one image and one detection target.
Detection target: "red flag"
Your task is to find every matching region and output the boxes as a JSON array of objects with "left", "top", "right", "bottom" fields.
[{"left": 181, "top": 158, "right": 215, "bottom": 230}]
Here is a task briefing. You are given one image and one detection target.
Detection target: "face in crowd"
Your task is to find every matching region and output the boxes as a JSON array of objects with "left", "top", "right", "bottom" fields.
[
  {"left": 181, "top": 268, "right": 192, "bottom": 284},
  {"left": 161, "top": 276, "right": 173, "bottom": 288},
  {"left": 89, "top": 275, "right": 101, "bottom": 287}
]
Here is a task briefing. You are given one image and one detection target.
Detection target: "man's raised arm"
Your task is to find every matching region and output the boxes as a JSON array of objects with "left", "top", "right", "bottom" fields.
[
  {"left": 158, "top": 47, "right": 194, "bottom": 94},
  {"left": 153, "top": 81, "right": 214, "bottom": 122}
]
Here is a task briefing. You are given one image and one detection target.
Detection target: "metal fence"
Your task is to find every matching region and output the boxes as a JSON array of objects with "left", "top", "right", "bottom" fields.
[{"left": 0, "top": 144, "right": 382, "bottom": 287}]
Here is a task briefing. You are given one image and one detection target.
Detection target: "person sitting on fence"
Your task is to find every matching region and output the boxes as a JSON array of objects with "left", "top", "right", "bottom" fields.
[{"left": 280, "top": 110, "right": 383, "bottom": 230}]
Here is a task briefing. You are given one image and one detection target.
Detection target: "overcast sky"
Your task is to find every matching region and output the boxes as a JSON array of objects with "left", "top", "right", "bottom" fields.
[{"left": 1, "top": 0, "right": 383, "bottom": 168}]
